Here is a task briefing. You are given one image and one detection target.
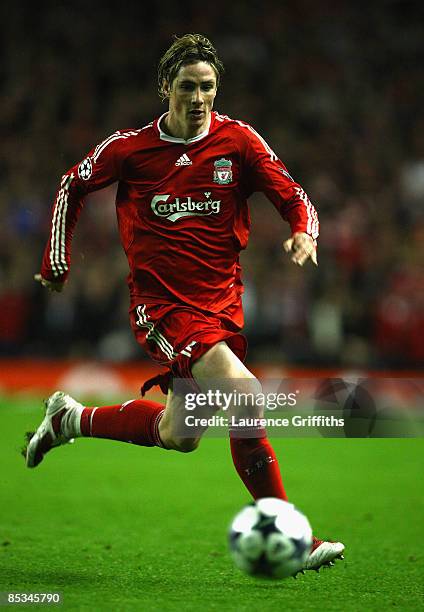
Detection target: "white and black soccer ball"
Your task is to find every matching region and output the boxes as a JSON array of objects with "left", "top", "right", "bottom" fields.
[{"left": 229, "top": 498, "right": 312, "bottom": 578}]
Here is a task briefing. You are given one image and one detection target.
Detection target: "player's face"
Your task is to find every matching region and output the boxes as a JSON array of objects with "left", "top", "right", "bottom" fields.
[{"left": 165, "top": 61, "right": 217, "bottom": 139}]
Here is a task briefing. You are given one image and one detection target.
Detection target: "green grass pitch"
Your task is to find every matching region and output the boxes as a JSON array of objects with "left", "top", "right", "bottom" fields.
[{"left": 1, "top": 395, "right": 423, "bottom": 611}]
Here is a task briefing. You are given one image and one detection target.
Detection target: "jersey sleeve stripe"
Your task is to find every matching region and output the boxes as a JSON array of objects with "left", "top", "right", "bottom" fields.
[
  {"left": 50, "top": 173, "right": 73, "bottom": 277},
  {"left": 49, "top": 178, "right": 65, "bottom": 275},
  {"left": 59, "top": 176, "right": 72, "bottom": 271},
  {"left": 295, "top": 187, "right": 319, "bottom": 239}
]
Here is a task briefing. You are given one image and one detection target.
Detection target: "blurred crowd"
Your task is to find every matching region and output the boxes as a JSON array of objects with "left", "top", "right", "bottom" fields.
[{"left": 1, "top": 0, "right": 423, "bottom": 368}]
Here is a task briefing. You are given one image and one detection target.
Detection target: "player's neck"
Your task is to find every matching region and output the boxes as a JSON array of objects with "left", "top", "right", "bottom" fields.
[{"left": 162, "top": 112, "right": 211, "bottom": 141}]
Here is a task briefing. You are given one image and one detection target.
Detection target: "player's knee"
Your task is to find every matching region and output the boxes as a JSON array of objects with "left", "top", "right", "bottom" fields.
[
  {"left": 162, "top": 434, "right": 200, "bottom": 453},
  {"left": 172, "top": 437, "right": 200, "bottom": 453}
]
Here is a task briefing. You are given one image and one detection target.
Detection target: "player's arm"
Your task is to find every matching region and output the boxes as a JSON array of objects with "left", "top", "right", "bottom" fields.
[
  {"left": 240, "top": 125, "right": 319, "bottom": 266},
  {"left": 37, "top": 131, "right": 127, "bottom": 291}
]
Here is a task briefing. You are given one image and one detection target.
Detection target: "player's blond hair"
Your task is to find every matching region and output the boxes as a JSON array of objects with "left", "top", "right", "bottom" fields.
[{"left": 157, "top": 34, "right": 224, "bottom": 99}]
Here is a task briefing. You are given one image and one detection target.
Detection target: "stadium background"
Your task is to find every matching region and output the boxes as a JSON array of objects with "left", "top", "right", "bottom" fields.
[
  {"left": 1, "top": 3, "right": 423, "bottom": 610},
  {"left": 1, "top": 0, "right": 423, "bottom": 371}
]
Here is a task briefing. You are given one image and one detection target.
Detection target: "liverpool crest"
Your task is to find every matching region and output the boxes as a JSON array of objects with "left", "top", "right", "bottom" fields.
[{"left": 213, "top": 158, "right": 233, "bottom": 185}]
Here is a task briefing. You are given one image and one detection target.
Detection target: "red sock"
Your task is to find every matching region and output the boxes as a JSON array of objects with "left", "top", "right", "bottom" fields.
[
  {"left": 80, "top": 399, "right": 165, "bottom": 448},
  {"left": 230, "top": 435, "right": 288, "bottom": 500}
]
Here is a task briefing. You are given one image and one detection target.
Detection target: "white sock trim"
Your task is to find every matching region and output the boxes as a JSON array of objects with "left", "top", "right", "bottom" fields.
[{"left": 89, "top": 407, "right": 98, "bottom": 436}]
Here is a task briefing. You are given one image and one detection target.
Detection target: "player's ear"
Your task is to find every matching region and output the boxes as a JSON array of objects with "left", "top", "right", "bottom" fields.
[{"left": 162, "top": 80, "right": 171, "bottom": 99}]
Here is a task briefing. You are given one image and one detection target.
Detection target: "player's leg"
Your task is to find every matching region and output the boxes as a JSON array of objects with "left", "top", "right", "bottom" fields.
[
  {"left": 157, "top": 341, "right": 258, "bottom": 452},
  {"left": 159, "top": 341, "right": 288, "bottom": 500},
  {"left": 188, "top": 341, "right": 345, "bottom": 570},
  {"left": 24, "top": 303, "right": 220, "bottom": 467},
  {"left": 158, "top": 340, "right": 259, "bottom": 450},
  {"left": 156, "top": 387, "right": 203, "bottom": 453},
  {"left": 24, "top": 392, "right": 167, "bottom": 468}
]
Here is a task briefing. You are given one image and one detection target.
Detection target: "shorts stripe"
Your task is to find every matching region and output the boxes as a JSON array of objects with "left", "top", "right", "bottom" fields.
[
  {"left": 136, "top": 305, "right": 177, "bottom": 360},
  {"left": 140, "top": 309, "right": 175, "bottom": 359}
]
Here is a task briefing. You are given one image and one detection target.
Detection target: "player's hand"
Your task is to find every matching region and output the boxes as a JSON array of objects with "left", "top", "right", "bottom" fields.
[
  {"left": 283, "top": 232, "right": 318, "bottom": 267},
  {"left": 34, "top": 273, "right": 65, "bottom": 292}
]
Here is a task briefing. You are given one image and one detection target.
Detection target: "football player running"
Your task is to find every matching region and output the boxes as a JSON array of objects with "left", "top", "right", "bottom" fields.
[{"left": 27, "top": 34, "right": 344, "bottom": 572}]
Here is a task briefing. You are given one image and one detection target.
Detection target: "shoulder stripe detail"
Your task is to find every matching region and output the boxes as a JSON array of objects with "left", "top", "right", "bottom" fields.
[
  {"left": 93, "top": 131, "right": 120, "bottom": 159},
  {"left": 215, "top": 113, "right": 277, "bottom": 161},
  {"left": 238, "top": 121, "right": 278, "bottom": 161},
  {"left": 215, "top": 113, "right": 229, "bottom": 122},
  {"left": 92, "top": 130, "right": 141, "bottom": 163},
  {"left": 49, "top": 173, "right": 74, "bottom": 277}
]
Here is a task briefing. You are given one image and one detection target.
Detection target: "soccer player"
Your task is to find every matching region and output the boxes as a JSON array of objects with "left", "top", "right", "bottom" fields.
[{"left": 26, "top": 34, "right": 344, "bottom": 571}]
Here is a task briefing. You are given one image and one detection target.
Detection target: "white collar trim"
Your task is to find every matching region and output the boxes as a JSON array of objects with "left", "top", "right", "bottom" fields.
[{"left": 157, "top": 112, "right": 211, "bottom": 144}]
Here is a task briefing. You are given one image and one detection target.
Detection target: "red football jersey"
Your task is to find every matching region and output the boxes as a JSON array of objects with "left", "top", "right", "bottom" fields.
[{"left": 41, "top": 111, "right": 319, "bottom": 313}]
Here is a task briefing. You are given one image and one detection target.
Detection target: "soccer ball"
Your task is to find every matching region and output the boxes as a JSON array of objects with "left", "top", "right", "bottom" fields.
[{"left": 228, "top": 497, "right": 312, "bottom": 578}]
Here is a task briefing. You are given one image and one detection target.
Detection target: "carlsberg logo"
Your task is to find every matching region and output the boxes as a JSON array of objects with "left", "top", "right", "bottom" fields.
[{"left": 151, "top": 193, "right": 221, "bottom": 222}]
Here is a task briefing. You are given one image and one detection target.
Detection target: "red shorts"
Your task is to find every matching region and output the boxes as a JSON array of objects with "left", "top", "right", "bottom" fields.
[{"left": 129, "top": 299, "right": 247, "bottom": 395}]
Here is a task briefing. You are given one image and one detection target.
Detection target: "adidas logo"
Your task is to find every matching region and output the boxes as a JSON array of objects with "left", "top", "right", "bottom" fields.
[{"left": 175, "top": 154, "right": 192, "bottom": 166}]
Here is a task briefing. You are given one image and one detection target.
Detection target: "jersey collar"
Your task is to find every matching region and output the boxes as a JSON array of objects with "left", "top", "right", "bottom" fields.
[{"left": 157, "top": 112, "right": 212, "bottom": 144}]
